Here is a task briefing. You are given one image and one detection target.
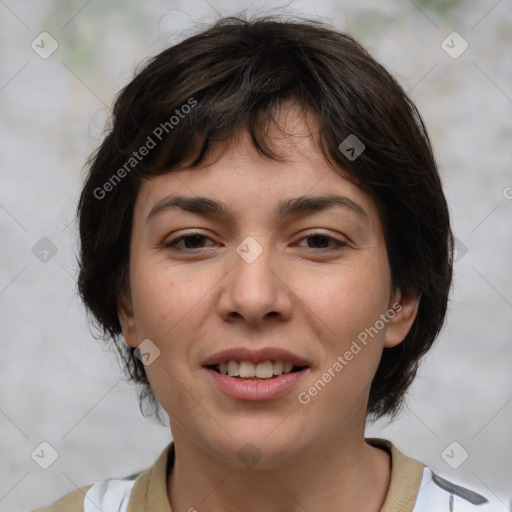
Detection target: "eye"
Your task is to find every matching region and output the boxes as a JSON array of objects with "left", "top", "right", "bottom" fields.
[
  {"left": 165, "top": 233, "right": 215, "bottom": 251},
  {"left": 164, "top": 232, "right": 347, "bottom": 252},
  {"left": 297, "top": 233, "right": 347, "bottom": 250}
]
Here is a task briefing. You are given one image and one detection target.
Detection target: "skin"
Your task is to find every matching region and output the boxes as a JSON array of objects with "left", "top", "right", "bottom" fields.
[{"left": 118, "top": 105, "right": 420, "bottom": 512}]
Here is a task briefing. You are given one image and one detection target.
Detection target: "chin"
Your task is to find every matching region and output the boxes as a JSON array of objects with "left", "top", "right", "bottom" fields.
[{"left": 201, "top": 420, "right": 310, "bottom": 470}]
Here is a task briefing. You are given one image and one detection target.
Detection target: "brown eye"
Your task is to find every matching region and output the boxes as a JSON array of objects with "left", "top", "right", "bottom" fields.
[
  {"left": 298, "top": 233, "right": 347, "bottom": 250},
  {"left": 165, "top": 233, "right": 214, "bottom": 251}
]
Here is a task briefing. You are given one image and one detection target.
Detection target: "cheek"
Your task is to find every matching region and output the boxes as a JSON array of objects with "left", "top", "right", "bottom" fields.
[
  {"left": 297, "top": 274, "right": 389, "bottom": 427},
  {"left": 304, "top": 262, "right": 391, "bottom": 344},
  {"left": 129, "top": 264, "right": 211, "bottom": 411},
  {"left": 299, "top": 258, "right": 392, "bottom": 410},
  {"left": 130, "top": 261, "right": 210, "bottom": 339}
]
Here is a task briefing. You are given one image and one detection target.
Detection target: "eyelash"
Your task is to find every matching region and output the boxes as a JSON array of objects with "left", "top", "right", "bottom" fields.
[{"left": 164, "top": 232, "right": 347, "bottom": 252}]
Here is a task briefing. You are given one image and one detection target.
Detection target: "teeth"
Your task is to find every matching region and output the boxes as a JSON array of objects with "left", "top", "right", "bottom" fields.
[
  {"left": 273, "top": 360, "right": 284, "bottom": 375},
  {"left": 255, "top": 361, "right": 273, "bottom": 378},
  {"left": 227, "top": 360, "right": 239, "bottom": 376},
  {"left": 217, "top": 360, "right": 299, "bottom": 378},
  {"left": 239, "top": 361, "right": 255, "bottom": 378}
]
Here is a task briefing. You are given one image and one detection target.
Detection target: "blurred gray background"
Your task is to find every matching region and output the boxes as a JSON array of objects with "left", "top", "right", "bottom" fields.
[{"left": 1, "top": 1, "right": 511, "bottom": 510}]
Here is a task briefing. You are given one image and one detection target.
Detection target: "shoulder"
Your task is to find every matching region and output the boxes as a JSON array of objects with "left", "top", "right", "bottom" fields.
[
  {"left": 414, "top": 466, "right": 499, "bottom": 511},
  {"left": 27, "top": 442, "right": 174, "bottom": 512},
  {"left": 366, "top": 438, "right": 499, "bottom": 512},
  {"left": 28, "top": 485, "right": 93, "bottom": 512},
  {"left": 27, "top": 472, "right": 140, "bottom": 512}
]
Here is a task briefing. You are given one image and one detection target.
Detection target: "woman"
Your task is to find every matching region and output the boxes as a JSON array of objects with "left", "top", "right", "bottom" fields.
[{"left": 32, "top": 15, "right": 494, "bottom": 512}]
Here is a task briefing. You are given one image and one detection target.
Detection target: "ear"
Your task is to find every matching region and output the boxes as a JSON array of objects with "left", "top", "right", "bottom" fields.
[
  {"left": 117, "top": 285, "right": 139, "bottom": 349},
  {"left": 383, "top": 288, "right": 421, "bottom": 348}
]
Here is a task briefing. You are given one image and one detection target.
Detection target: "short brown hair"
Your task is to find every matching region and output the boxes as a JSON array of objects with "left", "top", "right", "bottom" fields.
[{"left": 77, "top": 15, "right": 453, "bottom": 421}]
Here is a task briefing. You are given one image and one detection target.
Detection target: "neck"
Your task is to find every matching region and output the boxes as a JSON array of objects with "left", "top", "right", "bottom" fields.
[{"left": 167, "top": 431, "right": 391, "bottom": 512}]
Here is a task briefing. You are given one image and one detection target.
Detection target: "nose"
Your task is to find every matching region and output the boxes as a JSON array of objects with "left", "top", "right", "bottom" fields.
[{"left": 216, "top": 237, "right": 293, "bottom": 327}]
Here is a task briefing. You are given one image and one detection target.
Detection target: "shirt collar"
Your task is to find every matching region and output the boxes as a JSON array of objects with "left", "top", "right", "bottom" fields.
[{"left": 127, "top": 438, "right": 425, "bottom": 512}]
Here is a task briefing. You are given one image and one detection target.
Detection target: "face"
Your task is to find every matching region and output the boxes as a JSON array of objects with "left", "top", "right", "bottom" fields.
[{"left": 118, "top": 106, "right": 419, "bottom": 469}]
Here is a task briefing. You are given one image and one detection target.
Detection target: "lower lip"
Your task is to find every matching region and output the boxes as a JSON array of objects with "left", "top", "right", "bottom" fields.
[{"left": 204, "top": 367, "right": 309, "bottom": 401}]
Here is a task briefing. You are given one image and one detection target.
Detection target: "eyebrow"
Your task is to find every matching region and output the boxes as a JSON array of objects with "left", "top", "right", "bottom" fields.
[{"left": 146, "top": 194, "right": 370, "bottom": 224}]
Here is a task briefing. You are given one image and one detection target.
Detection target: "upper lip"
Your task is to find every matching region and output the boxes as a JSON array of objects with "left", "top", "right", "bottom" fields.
[{"left": 202, "top": 347, "right": 310, "bottom": 367}]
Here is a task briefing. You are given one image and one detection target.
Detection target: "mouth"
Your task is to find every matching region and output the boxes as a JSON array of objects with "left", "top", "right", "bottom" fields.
[
  {"left": 207, "top": 360, "right": 308, "bottom": 380},
  {"left": 202, "top": 347, "right": 311, "bottom": 401}
]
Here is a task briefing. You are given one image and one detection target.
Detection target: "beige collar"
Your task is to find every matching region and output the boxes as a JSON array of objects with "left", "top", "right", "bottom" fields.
[
  {"left": 366, "top": 437, "right": 426, "bottom": 512},
  {"left": 127, "top": 438, "right": 426, "bottom": 512}
]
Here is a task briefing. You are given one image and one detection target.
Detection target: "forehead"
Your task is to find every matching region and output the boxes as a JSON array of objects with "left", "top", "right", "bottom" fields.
[{"left": 133, "top": 106, "right": 381, "bottom": 232}]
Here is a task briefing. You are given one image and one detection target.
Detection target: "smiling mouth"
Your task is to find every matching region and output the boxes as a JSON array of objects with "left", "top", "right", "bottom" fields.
[{"left": 207, "top": 360, "right": 308, "bottom": 380}]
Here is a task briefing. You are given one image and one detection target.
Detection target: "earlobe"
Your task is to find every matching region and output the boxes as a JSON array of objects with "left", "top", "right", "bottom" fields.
[
  {"left": 117, "top": 290, "right": 138, "bottom": 349},
  {"left": 383, "top": 289, "right": 421, "bottom": 348}
]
